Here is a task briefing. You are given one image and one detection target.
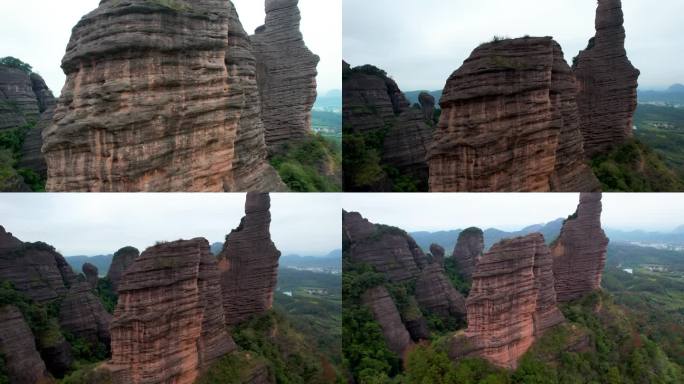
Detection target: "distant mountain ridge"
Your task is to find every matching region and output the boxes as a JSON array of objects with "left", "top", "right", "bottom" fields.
[
  {"left": 404, "top": 90, "right": 443, "bottom": 107},
  {"left": 65, "top": 254, "right": 113, "bottom": 275},
  {"left": 638, "top": 84, "right": 684, "bottom": 105}
]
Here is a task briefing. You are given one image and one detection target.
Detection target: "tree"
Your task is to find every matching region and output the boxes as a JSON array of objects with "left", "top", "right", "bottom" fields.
[{"left": 0, "top": 57, "right": 32, "bottom": 74}]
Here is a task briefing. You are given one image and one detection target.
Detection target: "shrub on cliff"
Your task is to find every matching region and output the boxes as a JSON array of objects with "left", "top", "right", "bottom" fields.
[
  {"left": 271, "top": 134, "right": 342, "bottom": 192},
  {"left": 0, "top": 57, "right": 32, "bottom": 74}
]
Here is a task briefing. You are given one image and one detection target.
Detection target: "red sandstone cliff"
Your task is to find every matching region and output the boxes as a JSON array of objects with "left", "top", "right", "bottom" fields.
[
  {"left": 0, "top": 305, "right": 53, "bottom": 384},
  {"left": 106, "top": 246, "right": 139, "bottom": 293},
  {"left": 361, "top": 285, "right": 414, "bottom": 358},
  {"left": 452, "top": 227, "right": 484, "bottom": 281}
]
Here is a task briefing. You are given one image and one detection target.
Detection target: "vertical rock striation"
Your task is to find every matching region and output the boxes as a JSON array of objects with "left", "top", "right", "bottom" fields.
[
  {"left": 414, "top": 260, "right": 466, "bottom": 320},
  {"left": 109, "top": 238, "right": 236, "bottom": 384},
  {"left": 428, "top": 37, "right": 599, "bottom": 192},
  {"left": 106, "top": 246, "right": 139, "bottom": 293},
  {"left": 419, "top": 92, "right": 436, "bottom": 122},
  {"left": 218, "top": 193, "right": 281, "bottom": 326},
  {"left": 43, "top": 0, "right": 284, "bottom": 192},
  {"left": 0, "top": 66, "right": 40, "bottom": 128},
  {"left": 252, "top": 0, "right": 320, "bottom": 152},
  {"left": 573, "top": 0, "right": 640, "bottom": 157},
  {"left": 452, "top": 227, "right": 484, "bottom": 281},
  {"left": 453, "top": 234, "right": 564, "bottom": 369},
  {"left": 361, "top": 286, "right": 413, "bottom": 358},
  {"left": 0, "top": 305, "right": 52, "bottom": 384},
  {"left": 59, "top": 282, "right": 112, "bottom": 347},
  {"left": 551, "top": 193, "right": 609, "bottom": 302}
]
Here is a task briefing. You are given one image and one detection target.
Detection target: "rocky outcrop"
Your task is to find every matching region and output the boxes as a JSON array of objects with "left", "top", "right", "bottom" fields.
[
  {"left": 551, "top": 193, "right": 609, "bottom": 302},
  {"left": 452, "top": 227, "right": 484, "bottom": 281},
  {"left": 415, "top": 261, "right": 466, "bottom": 320},
  {"left": 0, "top": 230, "right": 77, "bottom": 303},
  {"left": 0, "top": 305, "right": 52, "bottom": 384},
  {"left": 109, "top": 238, "right": 236, "bottom": 384},
  {"left": 59, "top": 282, "right": 111, "bottom": 347},
  {"left": 252, "top": 0, "right": 319, "bottom": 152},
  {"left": 82, "top": 262, "right": 99, "bottom": 289},
  {"left": 428, "top": 37, "right": 599, "bottom": 192},
  {"left": 29, "top": 73, "right": 56, "bottom": 114},
  {"left": 18, "top": 106, "right": 53, "bottom": 180},
  {"left": 218, "top": 193, "right": 281, "bottom": 326},
  {"left": 382, "top": 109, "right": 433, "bottom": 186},
  {"left": 43, "top": 0, "right": 284, "bottom": 192},
  {"left": 418, "top": 92, "right": 435, "bottom": 122},
  {"left": 0, "top": 66, "right": 40, "bottom": 128},
  {"left": 343, "top": 211, "right": 426, "bottom": 283},
  {"left": 361, "top": 286, "right": 413, "bottom": 358},
  {"left": 106, "top": 246, "right": 139, "bottom": 292},
  {"left": 573, "top": 0, "right": 640, "bottom": 157},
  {"left": 453, "top": 234, "right": 565, "bottom": 369},
  {"left": 429, "top": 243, "right": 445, "bottom": 265}
]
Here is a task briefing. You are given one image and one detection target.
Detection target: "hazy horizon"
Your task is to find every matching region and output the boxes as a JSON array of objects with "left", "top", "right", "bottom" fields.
[
  {"left": 343, "top": 0, "right": 683, "bottom": 91},
  {"left": 343, "top": 194, "right": 684, "bottom": 234},
  {"left": 0, "top": 0, "right": 341, "bottom": 96},
  {"left": 0, "top": 194, "right": 341, "bottom": 257}
]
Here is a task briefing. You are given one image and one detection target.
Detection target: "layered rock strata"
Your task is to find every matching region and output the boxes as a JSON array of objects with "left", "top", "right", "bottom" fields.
[
  {"left": 109, "top": 238, "right": 236, "bottom": 384},
  {"left": 82, "top": 262, "right": 99, "bottom": 289},
  {"left": 59, "top": 282, "right": 112, "bottom": 347},
  {"left": 428, "top": 37, "right": 599, "bottom": 192},
  {"left": 43, "top": 0, "right": 284, "bottom": 192},
  {"left": 382, "top": 109, "right": 433, "bottom": 185},
  {"left": 252, "top": 0, "right": 319, "bottom": 151},
  {"left": 361, "top": 286, "right": 413, "bottom": 358},
  {"left": 0, "top": 66, "right": 42, "bottom": 128},
  {"left": 418, "top": 91, "right": 435, "bottom": 122},
  {"left": 452, "top": 227, "right": 484, "bottom": 281},
  {"left": 106, "top": 246, "right": 139, "bottom": 292},
  {"left": 573, "top": 0, "right": 640, "bottom": 157},
  {"left": 551, "top": 193, "right": 609, "bottom": 302},
  {"left": 454, "top": 234, "right": 565, "bottom": 369},
  {"left": 415, "top": 261, "right": 466, "bottom": 319},
  {"left": 218, "top": 193, "right": 281, "bottom": 326},
  {"left": 429, "top": 243, "right": 445, "bottom": 265},
  {"left": 0, "top": 305, "right": 52, "bottom": 384}
]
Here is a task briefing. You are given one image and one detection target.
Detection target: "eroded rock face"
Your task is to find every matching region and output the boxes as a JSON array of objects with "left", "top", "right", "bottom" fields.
[
  {"left": 343, "top": 211, "right": 425, "bottom": 283},
  {"left": 0, "top": 305, "right": 52, "bottom": 384},
  {"left": 428, "top": 37, "right": 599, "bottom": 192},
  {"left": 452, "top": 227, "right": 484, "bottom": 281},
  {"left": 106, "top": 246, "right": 139, "bottom": 292},
  {"left": 0, "top": 230, "right": 77, "bottom": 303},
  {"left": 551, "top": 193, "right": 609, "bottom": 302},
  {"left": 18, "top": 108, "right": 52, "bottom": 180},
  {"left": 429, "top": 243, "right": 445, "bottom": 265},
  {"left": 418, "top": 92, "right": 435, "bottom": 122},
  {"left": 82, "top": 262, "right": 99, "bottom": 289},
  {"left": 573, "top": 0, "right": 640, "bottom": 157},
  {"left": 415, "top": 261, "right": 466, "bottom": 320},
  {"left": 59, "top": 282, "right": 111, "bottom": 348},
  {"left": 252, "top": 0, "right": 319, "bottom": 152},
  {"left": 109, "top": 238, "right": 236, "bottom": 384},
  {"left": 43, "top": 0, "right": 284, "bottom": 192},
  {"left": 0, "top": 66, "right": 40, "bottom": 129},
  {"left": 454, "top": 234, "right": 565, "bottom": 369},
  {"left": 361, "top": 286, "right": 413, "bottom": 358},
  {"left": 382, "top": 109, "right": 433, "bottom": 186},
  {"left": 218, "top": 193, "right": 281, "bottom": 326}
]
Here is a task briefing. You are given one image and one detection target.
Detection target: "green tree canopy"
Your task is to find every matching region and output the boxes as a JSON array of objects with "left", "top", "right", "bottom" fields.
[{"left": 0, "top": 57, "right": 32, "bottom": 74}]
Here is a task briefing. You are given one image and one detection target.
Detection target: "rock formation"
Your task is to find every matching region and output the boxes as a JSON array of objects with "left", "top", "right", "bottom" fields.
[
  {"left": 453, "top": 234, "right": 565, "bottom": 369},
  {"left": 361, "top": 286, "right": 413, "bottom": 358},
  {"left": 382, "top": 109, "right": 433, "bottom": 185},
  {"left": 428, "top": 37, "right": 600, "bottom": 192},
  {"left": 0, "top": 66, "right": 43, "bottom": 128},
  {"left": 551, "top": 193, "right": 609, "bottom": 302},
  {"left": 429, "top": 243, "right": 445, "bottom": 265},
  {"left": 251, "top": 0, "right": 319, "bottom": 152},
  {"left": 415, "top": 261, "right": 466, "bottom": 320},
  {"left": 106, "top": 246, "right": 139, "bottom": 292},
  {"left": 82, "top": 262, "right": 99, "bottom": 289},
  {"left": 42, "top": 0, "right": 284, "bottom": 192},
  {"left": 59, "top": 282, "right": 112, "bottom": 347},
  {"left": 452, "top": 227, "right": 484, "bottom": 280},
  {"left": 343, "top": 211, "right": 426, "bottom": 283},
  {"left": 0, "top": 229, "right": 77, "bottom": 303},
  {"left": 109, "top": 238, "right": 236, "bottom": 384},
  {"left": 418, "top": 91, "right": 435, "bottom": 122},
  {"left": 218, "top": 193, "right": 281, "bottom": 326},
  {"left": 0, "top": 305, "right": 52, "bottom": 384},
  {"left": 573, "top": 0, "right": 640, "bottom": 157}
]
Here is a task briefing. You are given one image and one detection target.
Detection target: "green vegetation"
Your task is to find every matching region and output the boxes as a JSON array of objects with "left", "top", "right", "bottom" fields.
[
  {"left": 0, "top": 123, "right": 45, "bottom": 191},
  {"left": 443, "top": 257, "right": 471, "bottom": 296},
  {"left": 591, "top": 139, "right": 684, "bottom": 191},
  {"left": 312, "top": 110, "right": 342, "bottom": 139},
  {"left": 197, "top": 351, "right": 271, "bottom": 384},
  {"left": 58, "top": 363, "right": 113, "bottom": 384},
  {"left": 271, "top": 134, "right": 342, "bottom": 192},
  {"left": 634, "top": 104, "right": 684, "bottom": 177},
  {"left": 0, "top": 57, "right": 32, "bottom": 74},
  {"left": 0, "top": 281, "right": 58, "bottom": 338}
]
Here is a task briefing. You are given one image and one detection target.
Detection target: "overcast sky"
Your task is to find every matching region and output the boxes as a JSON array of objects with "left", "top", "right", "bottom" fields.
[
  {"left": 0, "top": 0, "right": 340, "bottom": 96},
  {"left": 0, "top": 194, "right": 341, "bottom": 257},
  {"left": 343, "top": 0, "right": 683, "bottom": 91},
  {"left": 343, "top": 194, "right": 684, "bottom": 233}
]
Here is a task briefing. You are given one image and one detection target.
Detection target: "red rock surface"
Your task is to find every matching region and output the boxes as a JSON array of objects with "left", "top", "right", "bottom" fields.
[
  {"left": 218, "top": 193, "right": 281, "bottom": 326},
  {"left": 82, "top": 262, "right": 99, "bottom": 289},
  {"left": 59, "top": 282, "right": 112, "bottom": 347},
  {"left": 361, "top": 286, "right": 413, "bottom": 358},
  {"left": 573, "top": 0, "right": 640, "bottom": 157},
  {"left": 452, "top": 227, "right": 484, "bottom": 281},
  {"left": 428, "top": 37, "right": 599, "bottom": 192},
  {"left": 43, "top": 0, "right": 284, "bottom": 192},
  {"left": 109, "top": 238, "right": 236, "bottom": 384},
  {"left": 0, "top": 305, "right": 52, "bottom": 384},
  {"left": 252, "top": 0, "right": 319, "bottom": 152},
  {"left": 551, "top": 193, "right": 609, "bottom": 302},
  {"left": 456, "top": 234, "right": 565, "bottom": 369},
  {"left": 106, "top": 246, "right": 139, "bottom": 292}
]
